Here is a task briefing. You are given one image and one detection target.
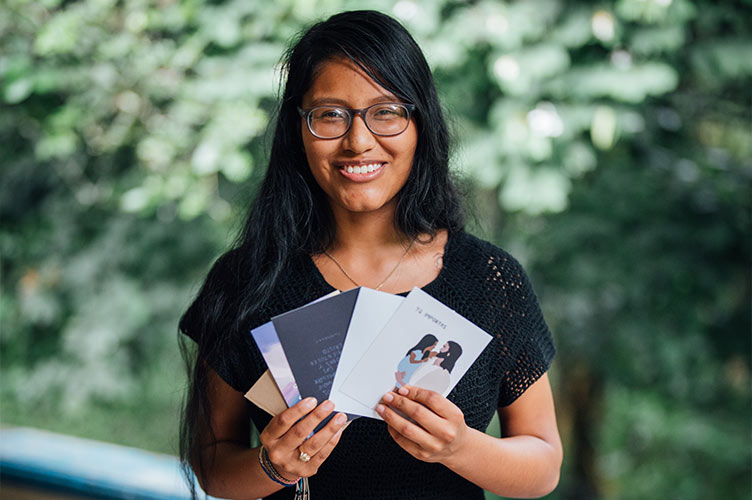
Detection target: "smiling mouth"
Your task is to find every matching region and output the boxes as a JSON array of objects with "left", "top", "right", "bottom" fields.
[{"left": 339, "top": 163, "right": 385, "bottom": 174}]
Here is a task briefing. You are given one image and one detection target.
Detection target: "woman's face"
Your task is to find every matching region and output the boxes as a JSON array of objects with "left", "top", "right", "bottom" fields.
[
  {"left": 425, "top": 341, "right": 437, "bottom": 352},
  {"left": 440, "top": 342, "right": 449, "bottom": 353},
  {"left": 300, "top": 57, "right": 418, "bottom": 216}
]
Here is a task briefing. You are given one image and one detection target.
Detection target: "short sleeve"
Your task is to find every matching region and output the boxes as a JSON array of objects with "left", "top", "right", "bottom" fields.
[
  {"left": 178, "top": 251, "right": 265, "bottom": 393},
  {"left": 497, "top": 258, "right": 556, "bottom": 407}
]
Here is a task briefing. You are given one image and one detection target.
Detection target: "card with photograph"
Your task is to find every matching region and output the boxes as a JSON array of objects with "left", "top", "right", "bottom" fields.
[
  {"left": 340, "top": 287, "right": 492, "bottom": 416},
  {"left": 251, "top": 321, "right": 301, "bottom": 407}
]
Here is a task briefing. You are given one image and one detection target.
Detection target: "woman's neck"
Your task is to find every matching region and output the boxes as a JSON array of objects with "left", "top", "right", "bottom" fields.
[
  {"left": 328, "top": 203, "right": 408, "bottom": 252},
  {"left": 313, "top": 201, "right": 447, "bottom": 293}
]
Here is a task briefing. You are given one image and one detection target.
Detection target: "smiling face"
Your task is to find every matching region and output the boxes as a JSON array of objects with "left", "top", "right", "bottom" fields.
[{"left": 300, "top": 57, "right": 418, "bottom": 216}]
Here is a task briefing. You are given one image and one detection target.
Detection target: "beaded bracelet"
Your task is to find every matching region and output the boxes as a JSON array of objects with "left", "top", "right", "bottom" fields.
[{"left": 258, "top": 445, "right": 300, "bottom": 487}]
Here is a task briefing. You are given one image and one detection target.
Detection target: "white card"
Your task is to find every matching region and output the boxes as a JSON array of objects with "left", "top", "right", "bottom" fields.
[
  {"left": 340, "top": 287, "right": 492, "bottom": 417},
  {"left": 328, "top": 288, "right": 404, "bottom": 418}
]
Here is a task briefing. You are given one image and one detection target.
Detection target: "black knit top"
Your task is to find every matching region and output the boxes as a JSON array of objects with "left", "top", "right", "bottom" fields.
[{"left": 180, "top": 230, "right": 555, "bottom": 500}]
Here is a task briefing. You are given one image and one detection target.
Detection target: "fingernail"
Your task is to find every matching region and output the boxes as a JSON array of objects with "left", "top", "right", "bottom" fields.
[
  {"left": 334, "top": 413, "right": 347, "bottom": 424},
  {"left": 303, "top": 397, "right": 317, "bottom": 408},
  {"left": 321, "top": 400, "right": 334, "bottom": 412},
  {"left": 376, "top": 404, "right": 385, "bottom": 415},
  {"left": 382, "top": 392, "right": 394, "bottom": 403},
  {"left": 397, "top": 387, "right": 409, "bottom": 396}
]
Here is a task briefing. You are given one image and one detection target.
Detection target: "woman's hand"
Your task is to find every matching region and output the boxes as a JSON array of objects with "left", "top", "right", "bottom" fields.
[
  {"left": 259, "top": 397, "right": 348, "bottom": 481},
  {"left": 379, "top": 377, "right": 562, "bottom": 498},
  {"left": 376, "top": 385, "right": 468, "bottom": 465}
]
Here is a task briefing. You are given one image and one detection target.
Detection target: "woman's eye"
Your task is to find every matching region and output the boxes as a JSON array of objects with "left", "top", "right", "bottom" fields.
[
  {"left": 315, "top": 108, "right": 346, "bottom": 120},
  {"left": 372, "top": 106, "right": 404, "bottom": 119}
]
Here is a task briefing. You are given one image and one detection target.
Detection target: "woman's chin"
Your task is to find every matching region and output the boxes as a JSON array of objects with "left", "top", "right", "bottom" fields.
[{"left": 333, "top": 196, "right": 397, "bottom": 215}]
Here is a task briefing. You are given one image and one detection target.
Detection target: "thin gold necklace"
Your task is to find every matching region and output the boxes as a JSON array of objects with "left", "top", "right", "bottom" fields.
[{"left": 324, "top": 238, "right": 415, "bottom": 291}]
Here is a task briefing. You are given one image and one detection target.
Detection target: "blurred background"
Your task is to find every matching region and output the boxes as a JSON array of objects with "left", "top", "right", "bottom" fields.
[{"left": 1, "top": 0, "right": 750, "bottom": 499}]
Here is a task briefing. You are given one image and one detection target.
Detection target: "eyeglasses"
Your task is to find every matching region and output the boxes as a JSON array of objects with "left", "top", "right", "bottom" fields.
[{"left": 297, "top": 102, "right": 416, "bottom": 139}]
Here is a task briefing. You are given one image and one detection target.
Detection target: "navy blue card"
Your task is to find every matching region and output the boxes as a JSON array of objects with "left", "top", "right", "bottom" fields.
[{"left": 271, "top": 288, "right": 360, "bottom": 404}]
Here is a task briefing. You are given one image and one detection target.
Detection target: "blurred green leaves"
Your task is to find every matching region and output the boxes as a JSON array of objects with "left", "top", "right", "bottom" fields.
[
  {"left": 3, "top": 0, "right": 745, "bottom": 218},
  {"left": 1, "top": 0, "right": 298, "bottom": 225}
]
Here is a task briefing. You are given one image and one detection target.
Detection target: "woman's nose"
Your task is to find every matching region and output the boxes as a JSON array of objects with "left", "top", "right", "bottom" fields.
[{"left": 342, "top": 114, "right": 376, "bottom": 153}]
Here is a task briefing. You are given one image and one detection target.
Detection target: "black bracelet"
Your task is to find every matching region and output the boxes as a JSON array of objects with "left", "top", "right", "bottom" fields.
[{"left": 258, "top": 445, "right": 300, "bottom": 487}]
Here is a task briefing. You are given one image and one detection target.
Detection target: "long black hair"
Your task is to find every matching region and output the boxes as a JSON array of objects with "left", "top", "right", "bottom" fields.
[
  {"left": 436, "top": 341, "right": 463, "bottom": 373},
  {"left": 179, "top": 10, "right": 465, "bottom": 497},
  {"left": 405, "top": 334, "right": 439, "bottom": 357}
]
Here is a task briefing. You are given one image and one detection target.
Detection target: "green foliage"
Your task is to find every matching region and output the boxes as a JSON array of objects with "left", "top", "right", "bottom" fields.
[{"left": 1, "top": 0, "right": 749, "bottom": 498}]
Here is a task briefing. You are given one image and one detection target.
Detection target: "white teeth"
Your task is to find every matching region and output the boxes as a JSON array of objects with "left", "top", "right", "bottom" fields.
[{"left": 343, "top": 163, "right": 383, "bottom": 174}]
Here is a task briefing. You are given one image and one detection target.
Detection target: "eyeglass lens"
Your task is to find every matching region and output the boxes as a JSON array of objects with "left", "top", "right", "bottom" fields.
[{"left": 308, "top": 104, "right": 410, "bottom": 138}]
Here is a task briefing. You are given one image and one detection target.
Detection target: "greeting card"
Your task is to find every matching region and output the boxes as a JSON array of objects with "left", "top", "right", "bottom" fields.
[
  {"left": 251, "top": 321, "right": 301, "bottom": 407},
  {"left": 271, "top": 288, "right": 359, "bottom": 404},
  {"left": 340, "top": 287, "right": 492, "bottom": 417},
  {"left": 328, "top": 288, "right": 404, "bottom": 418}
]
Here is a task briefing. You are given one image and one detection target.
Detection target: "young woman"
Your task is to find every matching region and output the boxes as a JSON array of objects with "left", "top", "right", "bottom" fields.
[
  {"left": 409, "top": 341, "right": 463, "bottom": 394},
  {"left": 395, "top": 334, "right": 438, "bottom": 388},
  {"left": 179, "top": 10, "right": 562, "bottom": 500}
]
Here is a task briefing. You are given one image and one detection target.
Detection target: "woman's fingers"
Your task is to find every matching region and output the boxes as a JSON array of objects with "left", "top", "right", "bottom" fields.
[
  {"left": 261, "top": 400, "right": 349, "bottom": 478},
  {"left": 397, "top": 386, "right": 463, "bottom": 419},
  {"left": 291, "top": 408, "right": 347, "bottom": 454},
  {"left": 377, "top": 386, "right": 468, "bottom": 461},
  {"left": 278, "top": 400, "right": 338, "bottom": 447},
  {"left": 385, "top": 424, "right": 432, "bottom": 460},
  {"left": 378, "top": 388, "right": 454, "bottom": 436},
  {"left": 281, "top": 408, "right": 348, "bottom": 477},
  {"left": 298, "top": 414, "right": 349, "bottom": 464},
  {"left": 379, "top": 401, "right": 437, "bottom": 444},
  {"left": 263, "top": 397, "right": 318, "bottom": 440}
]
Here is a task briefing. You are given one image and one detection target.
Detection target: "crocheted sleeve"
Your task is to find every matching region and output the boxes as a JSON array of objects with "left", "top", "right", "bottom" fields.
[
  {"left": 492, "top": 252, "right": 555, "bottom": 407},
  {"left": 436, "top": 233, "right": 555, "bottom": 408}
]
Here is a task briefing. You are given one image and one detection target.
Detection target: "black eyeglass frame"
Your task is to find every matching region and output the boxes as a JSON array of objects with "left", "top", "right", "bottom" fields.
[{"left": 297, "top": 102, "right": 417, "bottom": 139}]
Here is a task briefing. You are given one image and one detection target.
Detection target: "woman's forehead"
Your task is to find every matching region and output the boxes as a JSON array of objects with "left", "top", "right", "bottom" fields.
[{"left": 304, "top": 57, "right": 397, "bottom": 106}]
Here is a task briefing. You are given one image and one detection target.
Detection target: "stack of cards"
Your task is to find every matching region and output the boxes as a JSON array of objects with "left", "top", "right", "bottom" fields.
[{"left": 245, "top": 287, "right": 492, "bottom": 420}]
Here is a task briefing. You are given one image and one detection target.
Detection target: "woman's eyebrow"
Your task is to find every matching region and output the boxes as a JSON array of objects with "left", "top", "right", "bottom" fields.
[{"left": 307, "top": 95, "right": 398, "bottom": 107}]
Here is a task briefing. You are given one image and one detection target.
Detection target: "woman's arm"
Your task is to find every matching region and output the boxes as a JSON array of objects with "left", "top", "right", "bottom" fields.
[
  {"left": 193, "top": 368, "right": 348, "bottom": 499},
  {"left": 408, "top": 351, "right": 422, "bottom": 363},
  {"left": 377, "top": 374, "right": 562, "bottom": 499}
]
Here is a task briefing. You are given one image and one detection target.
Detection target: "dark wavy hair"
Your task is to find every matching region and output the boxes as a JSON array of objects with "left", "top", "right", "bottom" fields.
[
  {"left": 179, "top": 10, "right": 465, "bottom": 498},
  {"left": 406, "top": 334, "right": 439, "bottom": 357},
  {"left": 436, "top": 341, "right": 463, "bottom": 373}
]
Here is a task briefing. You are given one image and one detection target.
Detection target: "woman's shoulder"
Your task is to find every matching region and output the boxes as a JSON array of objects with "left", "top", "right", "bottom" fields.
[
  {"left": 439, "top": 230, "right": 545, "bottom": 324},
  {"left": 178, "top": 248, "right": 244, "bottom": 336},
  {"left": 196, "top": 245, "right": 314, "bottom": 295},
  {"left": 193, "top": 247, "right": 248, "bottom": 290},
  {"left": 447, "top": 230, "right": 527, "bottom": 277}
]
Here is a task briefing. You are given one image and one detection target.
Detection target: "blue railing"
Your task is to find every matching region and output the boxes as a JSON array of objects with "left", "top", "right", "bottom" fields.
[{"left": 0, "top": 427, "right": 220, "bottom": 500}]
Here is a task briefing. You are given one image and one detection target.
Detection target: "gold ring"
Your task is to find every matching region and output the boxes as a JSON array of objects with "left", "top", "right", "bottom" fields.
[{"left": 298, "top": 450, "right": 311, "bottom": 463}]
